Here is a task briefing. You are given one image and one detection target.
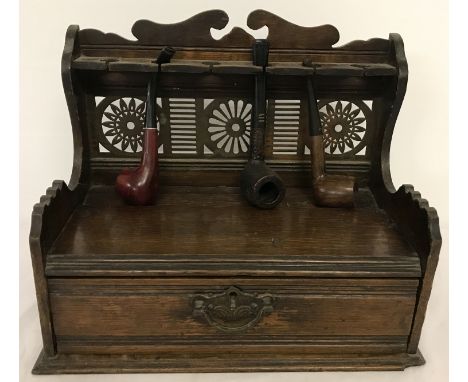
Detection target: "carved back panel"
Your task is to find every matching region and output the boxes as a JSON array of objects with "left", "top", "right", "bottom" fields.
[
  {"left": 92, "top": 95, "right": 375, "bottom": 162},
  {"left": 62, "top": 10, "right": 403, "bottom": 186}
]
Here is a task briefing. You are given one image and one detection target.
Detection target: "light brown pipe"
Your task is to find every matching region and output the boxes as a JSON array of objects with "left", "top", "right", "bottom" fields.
[
  {"left": 310, "top": 136, "right": 356, "bottom": 208},
  {"left": 305, "top": 76, "right": 356, "bottom": 207}
]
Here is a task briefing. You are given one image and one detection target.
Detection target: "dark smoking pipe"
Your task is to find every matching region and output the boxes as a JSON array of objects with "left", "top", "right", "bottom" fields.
[
  {"left": 306, "top": 77, "right": 356, "bottom": 207},
  {"left": 240, "top": 39, "right": 285, "bottom": 209},
  {"left": 115, "top": 47, "right": 175, "bottom": 205}
]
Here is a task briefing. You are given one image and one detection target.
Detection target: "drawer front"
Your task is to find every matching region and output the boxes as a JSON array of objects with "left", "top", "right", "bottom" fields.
[{"left": 49, "top": 278, "right": 418, "bottom": 354}]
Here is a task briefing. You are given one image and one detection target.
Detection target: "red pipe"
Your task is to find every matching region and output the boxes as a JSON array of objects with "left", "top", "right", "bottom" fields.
[
  {"left": 115, "top": 47, "right": 174, "bottom": 205},
  {"left": 115, "top": 128, "right": 159, "bottom": 205}
]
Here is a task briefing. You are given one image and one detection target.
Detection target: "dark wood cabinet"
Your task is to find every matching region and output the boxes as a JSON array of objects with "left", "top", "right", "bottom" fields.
[{"left": 29, "top": 10, "right": 441, "bottom": 373}]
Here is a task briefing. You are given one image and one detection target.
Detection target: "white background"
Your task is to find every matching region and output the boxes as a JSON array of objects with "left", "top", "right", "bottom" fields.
[{"left": 19, "top": 0, "right": 449, "bottom": 381}]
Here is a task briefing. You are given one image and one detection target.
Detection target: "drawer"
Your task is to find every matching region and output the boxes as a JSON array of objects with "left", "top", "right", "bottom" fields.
[{"left": 49, "top": 278, "right": 418, "bottom": 355}]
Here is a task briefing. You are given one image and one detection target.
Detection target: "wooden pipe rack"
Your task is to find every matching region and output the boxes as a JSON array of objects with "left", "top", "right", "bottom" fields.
[{"left": 29, "top": 9, "right": 441, "bottom": 374}]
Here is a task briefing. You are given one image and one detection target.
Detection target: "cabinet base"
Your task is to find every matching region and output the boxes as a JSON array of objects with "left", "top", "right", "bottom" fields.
[{"left": 33, "top": 349, "right": 425, "bottom": 374}]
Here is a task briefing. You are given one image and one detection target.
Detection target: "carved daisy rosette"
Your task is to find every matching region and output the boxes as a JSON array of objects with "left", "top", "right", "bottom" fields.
[
  {"left": 204, "top": 99, "right": 252, "bottom": 157},
  {"left": 318, "top": 100, "right": 371, "bottom": 157}
]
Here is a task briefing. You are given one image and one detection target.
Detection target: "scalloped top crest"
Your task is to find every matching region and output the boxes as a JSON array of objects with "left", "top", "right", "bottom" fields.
[{"left": 78, "top": 9, "right": 389, "bottom": 51}]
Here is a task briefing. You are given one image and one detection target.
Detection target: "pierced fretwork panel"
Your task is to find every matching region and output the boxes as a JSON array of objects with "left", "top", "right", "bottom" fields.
[
  {"left": 93, "top": 96, "right": 373, "bottom": 162},
  {"left": 95, "top": 96, "right": 166, "bottom": 155},
  {"left": 203, "top": 98, "right": 252, "bottom": 157},
  {"left": 318, "top": 100, "right": 372, "bottom": 157},
  {"left": 297, "top": 99, "right": 373, "bottom": 160}
]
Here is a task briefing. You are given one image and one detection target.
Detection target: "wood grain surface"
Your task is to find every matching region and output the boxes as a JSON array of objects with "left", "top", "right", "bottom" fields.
[
  {"left": 32, "top": 349, "right": 425, "bottom": 374},
  {"left": 27, "top": 11, "right": 441, "bottom": 374},
  {"left": 46, "top": 185, "right": 420, "bottom": 277},
  {"left": 48, "top": 277, "right": 417, "bottom": 354}
]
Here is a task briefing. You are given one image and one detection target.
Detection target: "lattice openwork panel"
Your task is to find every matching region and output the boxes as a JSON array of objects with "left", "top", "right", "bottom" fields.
[
  {"left": 270, "top": 99, "right": 302, "bottom": 157},
  {"left": 93, "top": 96, "right": 374, "bottom": 162}
]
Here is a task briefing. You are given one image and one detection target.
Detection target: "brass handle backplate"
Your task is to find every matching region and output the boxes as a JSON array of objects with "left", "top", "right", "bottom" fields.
[{"left": 192, "top": 286, "right": 274, "bottom": 332}]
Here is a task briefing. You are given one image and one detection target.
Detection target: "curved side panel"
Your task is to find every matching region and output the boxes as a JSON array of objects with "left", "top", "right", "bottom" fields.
[
  {"left": 369, "top": 34, "right": 442, "bottom": 354},
  {"left": 374, "top": 184, "right": 442, "bottom": 353},
  {"left": 372, "top": 33, "right": 409, "bottom": 194},
  {"left": 62, "top": 25, "right": 88, "bottom": 188},
  {"left": 29, "top": 180, "right": 87, "bottom": 355}
]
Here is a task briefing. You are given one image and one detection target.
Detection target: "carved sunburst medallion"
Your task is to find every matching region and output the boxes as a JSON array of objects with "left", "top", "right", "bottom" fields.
[
  {"left": 319, "top": 100, "right": 370, "bottom": 156},
  {"left": 100, "top": 97, "right": 146, "bottom": 153},
  {"left": 205, "top": 99, "right": 252, "bottom": 156}
]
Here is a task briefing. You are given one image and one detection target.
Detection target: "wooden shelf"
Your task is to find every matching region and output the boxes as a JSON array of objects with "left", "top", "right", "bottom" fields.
[
  {"left": 267, "top": 62, "right": 396, "bottom": 76},
  {"left": 72, "top": 56, "right": 397, "bottom": 76},
  {"left": 46, "top": 185, "right": 420, "bottom": 278}
]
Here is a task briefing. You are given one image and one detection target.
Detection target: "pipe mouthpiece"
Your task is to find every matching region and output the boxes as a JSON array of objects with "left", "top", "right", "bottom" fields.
[
  {"left": 156, "top": 46, "right": 176, "bottom": 64},
  {"left": 252, "top": 39, "right": 269, "bottom": 67}
]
